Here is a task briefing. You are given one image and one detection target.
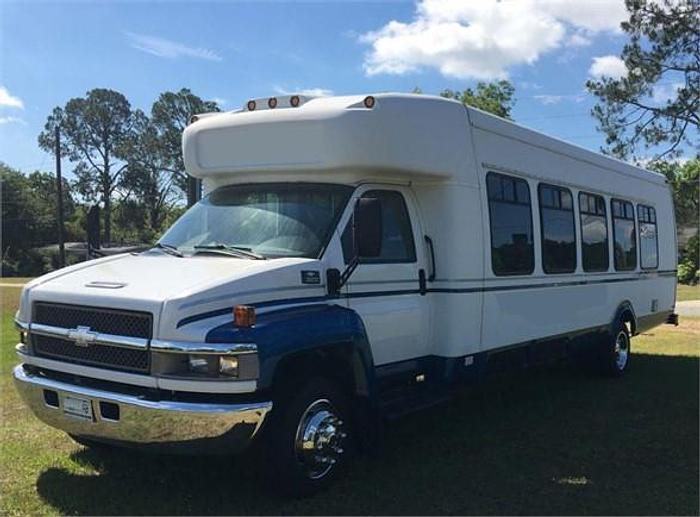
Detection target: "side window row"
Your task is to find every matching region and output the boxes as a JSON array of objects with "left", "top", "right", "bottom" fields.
[{"left": 486, "top": 171, "right": 659, "bottom": 276}]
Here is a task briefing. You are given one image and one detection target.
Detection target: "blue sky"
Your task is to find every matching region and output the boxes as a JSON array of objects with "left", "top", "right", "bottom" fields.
[{"left": 1, "top": 0, "right": 642, "bottom": 178}]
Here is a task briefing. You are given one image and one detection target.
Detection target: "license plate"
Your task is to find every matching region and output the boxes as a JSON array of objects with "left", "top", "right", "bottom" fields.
[{"left": 63, "top": 395, "right": 93, "bottom": 420}]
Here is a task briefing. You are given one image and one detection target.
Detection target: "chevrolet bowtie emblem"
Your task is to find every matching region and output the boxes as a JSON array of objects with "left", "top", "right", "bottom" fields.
[{"left": 67, "top": 326, "right": 98, "bottom": 347}]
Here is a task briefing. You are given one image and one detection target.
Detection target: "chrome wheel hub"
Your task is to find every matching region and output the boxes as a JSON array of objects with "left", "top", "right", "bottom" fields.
[
  {"left": 614, "top": 331, "right": 629, "bottom": 370},
  {"left": 295, "top": 399, "right": 346, "bottom": 480}
]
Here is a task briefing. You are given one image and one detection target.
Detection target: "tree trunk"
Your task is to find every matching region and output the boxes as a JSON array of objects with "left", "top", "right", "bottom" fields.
[{"left": 103, "top": 194, "right": 111, "bottom": 245}]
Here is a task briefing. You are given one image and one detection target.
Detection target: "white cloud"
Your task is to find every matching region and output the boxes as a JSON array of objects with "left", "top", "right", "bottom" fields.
[
  {"left": 566, "top": 32, "right": 592, "bottom": 47},
  {"left": 273, "top": 86, "right": 334, "bottom": 97},
  {"left": 650, "top": 82, "right": 684, "bottom": 105},
  {"left": 0, "top": 116, "right": 26, "bottom": 125},
  {"left": 360, "top": 0, "right": 627, "bottom": 80},
  {"left": 0, "top": 87, "right": 24, "bottom": 109},
  {"left": 211, "top": 97, "right": 227, "bottom": 107},
  {"left": 533, "top": 93, "right": 586, "bottom": 105},
  {"left": 125, "top": 32, "right": 222, "bottom": 62},
  {"left": 589, "top": 55, "right": 627, "bottom": 79}
]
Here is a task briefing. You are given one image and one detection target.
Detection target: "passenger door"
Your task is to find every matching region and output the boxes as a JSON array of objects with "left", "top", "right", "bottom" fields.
[{"left": 340, "top": 186, "right": 430, "bottom": 366}]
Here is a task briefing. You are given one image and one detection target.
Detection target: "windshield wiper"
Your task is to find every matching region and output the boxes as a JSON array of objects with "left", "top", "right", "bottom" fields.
[
  {"left": 193, "top": 244, "right": 266, "bottom": 260},
  {"left": 153, "top": 242, "right": 183, "bottom": 257}
]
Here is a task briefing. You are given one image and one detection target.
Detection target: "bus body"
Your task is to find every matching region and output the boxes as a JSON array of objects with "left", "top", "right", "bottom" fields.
[{"left": 13, "top": 93, "right": 677, "bottom": 494}]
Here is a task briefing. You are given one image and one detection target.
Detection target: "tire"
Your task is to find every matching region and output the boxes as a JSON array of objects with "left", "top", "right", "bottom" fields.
[
  {"left": 263, "top": 377, "right": 352, "bottom": 497},
  {"left": 600, "top": 320, "right": 631, "bottom": 377}
]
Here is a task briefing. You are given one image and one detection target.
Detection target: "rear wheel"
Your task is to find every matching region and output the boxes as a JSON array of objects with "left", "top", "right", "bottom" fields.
[
  {"left": 263, "top": 377, "right": 352, "bottom": 497},
  {"left": 601, "top": 320, "right": 631, "bottom": 377}
]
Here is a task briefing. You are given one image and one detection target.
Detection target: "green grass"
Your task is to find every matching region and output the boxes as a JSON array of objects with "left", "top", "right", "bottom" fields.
[
  {"left": 677, "top": 283, "right": 700, "bottom": 302},
  {"left": 1, "top": 285, "right": 698, "bottom": 515}
]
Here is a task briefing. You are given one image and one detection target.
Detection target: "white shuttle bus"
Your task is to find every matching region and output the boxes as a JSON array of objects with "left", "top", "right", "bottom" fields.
[{"left": 13, "top": 94, "right": 678, "bottom": 495}]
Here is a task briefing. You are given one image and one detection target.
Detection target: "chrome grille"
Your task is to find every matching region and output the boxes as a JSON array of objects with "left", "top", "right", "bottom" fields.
[
  {"left": 33, "top": 302, "right": 152, "bottom": 338},
  {"left": 32, "top": 303, "right": 152, "bottom": 373},
  {"left": 33, "top": 335, "right": 149, "bottom": 373}
]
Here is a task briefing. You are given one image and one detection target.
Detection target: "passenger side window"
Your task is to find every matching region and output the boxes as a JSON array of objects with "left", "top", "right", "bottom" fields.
[
  {"left": 486, "top": 172, "right": 534, "bottom": 276},
  {"left": 611, "top": 199, "right": 637, "bottom": 271},
  {"left": 538, "top": 184, "right": 576, "bottom": 274},
  {"left": 579, "top": 192, "right": 609, "bottom": 272},
  {"left": 637, "top": 205, "right": 658, "bottom": 270},
  {"left": 341, "top": 190, "right": 416, "bottom": 264}
]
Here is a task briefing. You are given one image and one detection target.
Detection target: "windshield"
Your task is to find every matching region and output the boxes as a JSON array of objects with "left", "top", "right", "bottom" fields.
[{"left": 158, "top": 183, "right": 352, "bottom": 259}]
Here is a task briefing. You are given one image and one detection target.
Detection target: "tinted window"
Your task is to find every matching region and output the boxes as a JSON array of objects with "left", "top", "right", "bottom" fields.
[
  {"left": 342, "top": 190, "right": 416, "bottom": 263},
  {"left": 638, "top": 204, "right": 658, "bottom": 269},
  {"left": 538, "top": 184, "right": 576, "bottom": 273},
  {"left": 611, "top": 199, "right": 637, "bottom": 271},
  {"left": 486, "top": 172, "right": 534, "bottom": 275},
  {"left": 579, "top": 192, "right": 609, "bottom": 272}
]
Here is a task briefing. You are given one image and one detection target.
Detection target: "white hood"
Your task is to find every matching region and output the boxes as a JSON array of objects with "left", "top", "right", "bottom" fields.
[{"left": 20, "top": 252, "right": 328, "bottom": 341}]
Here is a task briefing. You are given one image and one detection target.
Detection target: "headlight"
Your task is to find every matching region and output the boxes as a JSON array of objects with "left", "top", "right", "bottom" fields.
[
  {"left": 218, "top": 356, "right": 239, "bottom": 377},
  {"left": 187, "top": 354, "right": 239, "bottom": 377}
]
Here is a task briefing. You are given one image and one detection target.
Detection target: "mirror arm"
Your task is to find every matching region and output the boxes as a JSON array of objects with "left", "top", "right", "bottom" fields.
[
  {"left": 338, "top": 256, "right": 360, "bottom": 288},
  {"left": 326, "top": 256, "right": 360, "bottom": 297}
]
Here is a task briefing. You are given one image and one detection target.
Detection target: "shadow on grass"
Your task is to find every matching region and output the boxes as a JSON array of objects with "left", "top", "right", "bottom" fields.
[{"left": 36, "top": 353, "right": 699, "bottom": 516}]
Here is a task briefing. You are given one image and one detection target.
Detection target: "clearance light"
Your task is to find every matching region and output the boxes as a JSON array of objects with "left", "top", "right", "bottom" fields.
[
  {"left": 189, "top": 115, "right": 199, "bottom": 124},
  {"left": 247, "top": 100, "right": 257, "bottom": 111},
  {"left": 234, "top": 305, "right": 256, "bottom": 327},
  {"left": 363, "top": 95, "right": 376, "bottom": 109},
  {"left": 268, "top": 97, "right": 278, "bottom": 109},
  {"left": 290, "top": 95, "right": 301, "bottom": 107}
]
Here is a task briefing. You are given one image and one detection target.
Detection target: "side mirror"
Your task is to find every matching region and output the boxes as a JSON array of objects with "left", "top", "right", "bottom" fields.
[{"left": 354, "top": 197, "right": 382, "bottom": 259}]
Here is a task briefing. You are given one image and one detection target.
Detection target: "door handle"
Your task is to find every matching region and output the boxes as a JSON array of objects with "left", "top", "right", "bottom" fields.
[{"left": 424, "top": 235, "right": 436, "bottom": 281}]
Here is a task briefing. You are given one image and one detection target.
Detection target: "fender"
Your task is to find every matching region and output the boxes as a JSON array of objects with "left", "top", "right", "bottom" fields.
[
  {"left": 611, "top": 300, "right": 637, "bottom": 335},
  {"left": 205, "top": 304, "right": 376, "bottom": 395}
]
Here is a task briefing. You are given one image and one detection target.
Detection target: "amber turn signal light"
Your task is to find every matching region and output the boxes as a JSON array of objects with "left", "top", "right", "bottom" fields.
[{"left": 233, "top": 305, "right": 256, "bottom": 327}]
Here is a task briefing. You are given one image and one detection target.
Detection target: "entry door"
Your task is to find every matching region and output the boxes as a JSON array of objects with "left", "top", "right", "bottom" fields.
[{"left": 342, "top": 186, "right": 430, "bottom": 366}]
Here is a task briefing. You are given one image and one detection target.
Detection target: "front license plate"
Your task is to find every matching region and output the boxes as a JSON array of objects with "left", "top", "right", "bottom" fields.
[{"left": 63, "top": 396, "right": 93, "bottom": 420}]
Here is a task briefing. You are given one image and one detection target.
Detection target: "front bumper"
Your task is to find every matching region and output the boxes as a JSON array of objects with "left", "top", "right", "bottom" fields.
[{"left": 13, "top": 364, "right": 272, "bottom": 454}]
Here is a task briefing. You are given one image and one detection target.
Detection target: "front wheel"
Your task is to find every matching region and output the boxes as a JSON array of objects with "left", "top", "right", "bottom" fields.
[{"left": 263, "top": 377, "right": 352, "bottom": 497}]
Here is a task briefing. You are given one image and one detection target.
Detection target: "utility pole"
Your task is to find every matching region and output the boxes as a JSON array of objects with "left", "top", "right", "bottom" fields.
[{"left": 55, "top": 125, "right": 66, "bottom": 268}]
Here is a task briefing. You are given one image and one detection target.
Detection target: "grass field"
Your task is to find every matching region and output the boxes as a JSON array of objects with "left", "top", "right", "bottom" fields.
[
  {"left": 677, "top": 283, "right": 700, "bottom": 302},
  {"left": 1, "top": 284, "right": 698, "bottom": 515}
]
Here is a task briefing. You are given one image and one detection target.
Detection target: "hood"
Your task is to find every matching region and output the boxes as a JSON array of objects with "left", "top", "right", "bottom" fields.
[{"left": 20, "top": 252, "right": 328, "bottom": 341}]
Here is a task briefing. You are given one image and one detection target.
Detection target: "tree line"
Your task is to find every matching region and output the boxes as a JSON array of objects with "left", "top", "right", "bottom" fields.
[
  {"left": 38, "top": 88, "right": 219, "bottom": 244},
  {"left": 1, "top": 88, "right": 218, "bottom": 275}
]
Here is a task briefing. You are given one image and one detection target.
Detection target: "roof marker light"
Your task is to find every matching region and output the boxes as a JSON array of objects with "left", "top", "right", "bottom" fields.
[
  {"left": 189, "top": 115, "right": 199, "bottom": 124},
  {"left": 290, "top": 95, "right": 300, "bottom": 107},
  {"left": 363, "top": 95, "right": 376, "bottom": 109},
  {"left": 247, "top": 100, "right": 256, "bottom": 111},
  {"left": 268, "top": 97, "right": 278, "bottom": 109}
]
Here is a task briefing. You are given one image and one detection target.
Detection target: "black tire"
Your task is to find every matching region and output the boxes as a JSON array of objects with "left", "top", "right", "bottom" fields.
[
  {"left": 263, "top": 377, "right": 352, "bottom": 497},
  {"left": 600, "top": 320, "right": 631, "bottom": 377}
]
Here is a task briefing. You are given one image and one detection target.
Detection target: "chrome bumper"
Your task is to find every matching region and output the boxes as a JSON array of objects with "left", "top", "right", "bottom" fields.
[{"left": 12, "top": 364, "right": 272, "bottom": 454}]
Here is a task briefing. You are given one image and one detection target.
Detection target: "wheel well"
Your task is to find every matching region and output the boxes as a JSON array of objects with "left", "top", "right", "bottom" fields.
[
  {"left": 619, "top": 307, "right": 637, "bottom": 335},
  {"left": 270, "top": 343, "right": 368, "bottom": 401}
]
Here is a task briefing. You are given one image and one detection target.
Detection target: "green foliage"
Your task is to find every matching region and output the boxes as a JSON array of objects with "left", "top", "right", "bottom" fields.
[
  {"left": 678, "top": 233, "right": 699, "bottom": 285},
  {"left": 440, "top": 80, "right": 516, "bottom": 119},
  {"left": 587, "top": 0, "right": 699, "bottom": 160},
  {"left": 649, "top": 157, "right": 699, "bottom": 227},
  {"left": 1, "top": 163, "right": 81, "bottom": 276},
  {"left": 38, "top": 89, "right": 141, "bottom": 244},
  {"left": 150, "top": 88, "right": 220, "bottom": 193}
]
